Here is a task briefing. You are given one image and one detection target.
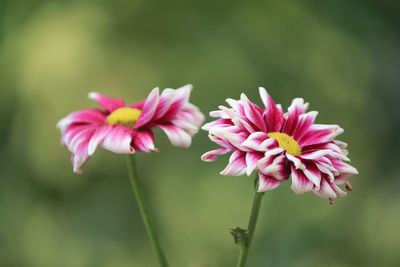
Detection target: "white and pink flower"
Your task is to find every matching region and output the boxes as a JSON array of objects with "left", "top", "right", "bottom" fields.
[
  {"left": 57, "top": 84, "right": 204, "bottom": 174},
  {"left": 201, "top": 88, "right": 358, "bottom": 200}
]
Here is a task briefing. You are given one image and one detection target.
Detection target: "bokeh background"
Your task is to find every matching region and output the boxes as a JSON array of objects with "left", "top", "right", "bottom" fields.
[{"left": 1, "top": 0, "right": 399, "bottom": 266}]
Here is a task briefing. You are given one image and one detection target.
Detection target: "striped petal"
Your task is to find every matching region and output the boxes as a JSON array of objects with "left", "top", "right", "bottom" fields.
[{"left": 89, "top": 92, "right": 125, "bottom": 113}]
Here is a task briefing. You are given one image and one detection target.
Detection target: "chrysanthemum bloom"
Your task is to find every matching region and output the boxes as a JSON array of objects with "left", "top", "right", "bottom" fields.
[
  {"left": 201, "top": 88, "right": 358, "bottom": 200},
  {"left": 57, "top": 84, "right": 204, "bottom": 174}
]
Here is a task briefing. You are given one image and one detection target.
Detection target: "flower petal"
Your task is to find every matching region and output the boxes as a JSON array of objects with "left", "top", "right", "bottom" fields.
[
  {"left": 201, "top": 147, "right": 232, "bottom": 162},
  {"left": 61, "top": 124, "right": 98, "bottom": 174},
  {"left": 302, "top": 163, "right": 322, "bottom": 188},
  {"left": 259, "top": 87, "right": 284, "bottom": 132},
  {"left": 257, "top": 154, "right": 288, "bottom": 180},
  {"left": 240, "top": 93, "right": 267, "bottom": 132},
  {"left": 100, "top": 125, "right": 134, "bottom": 154},
  {"left": 245, "top": 152, "right": 264, "bottom": 176},
  {"left": 157, "top": 84, "right": 192, "bottom": 123},
  {"left": 257, "top": 173, "right": 281, "bottom": 192},
  {"left": 157, "top": 124, "right": 192, "bottom": 147},
  {"left": 242, "top": 132, "right": 277, "bottom": 152},
  {"left": 290, "top": 166, "right": 314, "bottom": 194},
  {"left": 89, "top": 92, "right": 125, "bottom": 113},
  {"left": 282, "top": 97, "right": 309, "bottom": 135},
  {"left": 220, "top": 151, "right": 247, "bottom": 176},
  {"left": 88, "top": 124, "right": 113, "bottom": 155},
  {"left": 57, "top": 109, "right": 106, "bottom": 132},
  {"left": 133, "top": 129, "right": 155, "bottom": 152},
  {"left": 134, "top": 87, "right": 160, "bottom": 128}
]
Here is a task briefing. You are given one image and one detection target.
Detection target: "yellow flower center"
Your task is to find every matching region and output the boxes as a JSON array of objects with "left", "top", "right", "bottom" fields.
[
  {"left": 268, "top": 132, "right": 302, "bottom": 156},
  {"left": 106, "top": 107, "right": 141, "bottom": 128}
]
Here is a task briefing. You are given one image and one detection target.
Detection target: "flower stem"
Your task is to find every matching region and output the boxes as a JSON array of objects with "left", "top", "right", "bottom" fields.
[
  {"left": 127, "top": 154, "right": 169, "bottom": 267},
  {"left": 237, "top": 189, "right": 264, "bottom": 267}
]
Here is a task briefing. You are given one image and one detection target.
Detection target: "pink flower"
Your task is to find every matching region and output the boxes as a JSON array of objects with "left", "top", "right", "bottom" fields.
[
  {"left": 201, "top": 88, "right": 358, "bottom": 200},
  {"left": 57, "top": 84, "right": 204, "bottom": 174}
]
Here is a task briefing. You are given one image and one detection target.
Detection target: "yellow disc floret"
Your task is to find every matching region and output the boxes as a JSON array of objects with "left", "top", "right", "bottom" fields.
[
  {"left": 268, "top": 132, "right": 302, "bottom": 156},
  {"left": 106, "top": 107, "right": 142, "bottom": 128}
]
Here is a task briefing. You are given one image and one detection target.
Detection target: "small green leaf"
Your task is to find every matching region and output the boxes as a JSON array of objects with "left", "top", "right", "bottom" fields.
[{"left": 229, "top": 227, "right": 250, "bottom": 247}]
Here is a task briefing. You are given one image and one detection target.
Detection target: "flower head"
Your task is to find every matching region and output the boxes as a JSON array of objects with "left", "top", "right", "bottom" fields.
[
  {"left": 57, "top": 84, "right": 204, "bottom": 174},
  {"left": 201, "top": 88, "right": 358, "bottom": 200}
]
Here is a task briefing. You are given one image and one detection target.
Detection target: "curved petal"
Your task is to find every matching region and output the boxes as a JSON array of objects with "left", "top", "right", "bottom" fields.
[
  {"left": 259, "top": 87, "right": 284, "bottom": 132},
  {"left": 220, "top": 151, "right": 247, "bottom": 176},
  {"left": 258, "top": 173, "right": 281, "bottom": 192},
  {"left": 245, "top": 152, "right": 264, "bottom": 176},
  {"left": 57, "top": 109, "right": 106, "bottom": 132},
  {"left": 240, "top": 93, "right": 267, "bottom": 132},
  {"left": 313, "top": 178, "right": 344, "bottom": 198},
  {"left": 257, "top": 154, "right": 288, "bottom": 180},
  {"left": 242, "top": 132, "right": 277, "bottom": 152},
  {"left": 157, "top": 124, "right": 192, "bottom": 147},
  {"left": 88, "top": 124, "right": 113, "bottom": 155},
  {"left": 298, "top": 124, "right": 344, "bottom": 147},
  {"left": 290, "top": 166, "right": 313, "bottom": 194},
  {"left": 302, "top": 163, "right": 322, "bottom": 188},
  {"left": 100, "top": 125, "right": 134, "bottom": 154},
  {"left": 134, "top": 87, "right": 160, "bottom": 128},
  {"left": 282, "top": 97, "right": 309, "bottom": 135},
  {"left": 157, "top": 84, "right": 192, "bottom": 123},
  {"left": 89, "top": 92, "right": 125, "bottom": 113},
  {"left": 201, "top": 147, "right": 231, "bottom": 162},
  {"left": 62, "top": 124, "right": 98, "bottom": 174},
  {"left": 133, "top": 129, "right": 155, "bottom": 152}
]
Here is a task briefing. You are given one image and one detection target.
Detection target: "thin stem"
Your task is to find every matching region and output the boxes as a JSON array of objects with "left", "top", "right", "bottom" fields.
[
  {"left": 127, "top": 154, "right": 169, "bottom": 267},
  {"left": 237, "top": 189, "right": 264, "bottom": 267}
]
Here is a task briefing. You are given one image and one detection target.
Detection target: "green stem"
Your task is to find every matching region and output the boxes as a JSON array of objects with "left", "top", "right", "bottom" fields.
[
  {"left": 127, "top": 154, "right": 169, "bottom": 267},
  {"left": 237, "top": 190, "right": 264, "bottom": 267}
]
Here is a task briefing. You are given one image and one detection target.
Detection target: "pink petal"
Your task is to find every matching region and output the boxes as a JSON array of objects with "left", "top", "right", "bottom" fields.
[
  {"left": 209, "top": 127, "right": 250, "bottom": 151},
  {"left": 282, "top": 98, "right": 309, "bottom": 135},
  {"left": 57, "top": 109, "right": 106, "bottom": 132},
  {"left": 300, "top": 149, "right": 334, "bottom": 160},
  {"left": 89, "top": 92, "right": 125, "bottom": 113},
  {"left": 201, "top": 118, "right": 234, "bottom": 131},
  {"left": 201, "top": 147, "right": 232, "bottom": 162},
  {"left": 257, "top": 154, "right": 289, "bottom": 180},
  {"left": 150, "top": 88, "right": 177, "bottom": 121},
  {"left": 290, "top": 111, "right": 318, "bottom": 140},
  {"left": 245, "top": 152, "right": 264, "bottom": 176},
  {"left": 225, "top": 98, "right": 245, "bottom": 115},
  {"left": 257, "top": 173, "right": 281, "bottom": 192},
  {"left": 128, "top": 99, "right": 146, "bottom": 110},
  {"left": 313, "top": 177, "right": 342, "bottom": 199},
  {"left": 232, "top": 117, "right": 256, "bottom": 133},
  {"left": 286, "top": 153, "right": 305, "bottom": 170},
  {"left": 298, "top": 124, "right": 344, "bottom": 147},
  {"left": 220, "top": 151, "right": 247, "bottom": 176},
  {"left": 88, "top": 124, "right": 113, "bottom": 155},
  {"left": 157, "top": 124, "right": 192, "bottom": 147},
  {"left": 100, "top": 125, "right": 134, "bottom": 154},
  {"left": 172, "top": 104, "right": 204, "bottom": 136},
  {"left": 302, "top": 163, "right": 322, "bottom": 188},
  {"left": 242, "top": 132, "right": 276, "bottom": 152},
  {"left": 71, "top": 140, "right": 90, "bottom": 174},
  {"left": 133, "top": 129, "right": 155, "bottom": 152},
  {"left": 290, "top": 166, "right": 314, "bottom": 194},
  {"left": 134, "top": 87, "right": 160, "bottom": 128},
  {"left": 62, "top": 124, "right": 98, "bottom": 174},
  {"left": 240, "top": 93, "right": 267, "bottom": 132},
  {"left": 258, "top": 87, "right": 284, "bottom": 132},
  {"left": 157, "top": 84, "right": 192, "bottom": 123}
]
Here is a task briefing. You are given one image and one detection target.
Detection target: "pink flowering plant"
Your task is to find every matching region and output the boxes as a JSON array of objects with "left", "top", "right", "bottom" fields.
[
  {"left": 201, "top": 87, "right": 358, "bottom": 266},
  {"left": 57, "top": 84, "right": 204, "bottom": 267}
]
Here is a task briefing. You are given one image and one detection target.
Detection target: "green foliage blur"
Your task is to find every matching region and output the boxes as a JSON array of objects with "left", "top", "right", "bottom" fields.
[{"left": 1, "top": 0, "right": 399, "bottom": 266}]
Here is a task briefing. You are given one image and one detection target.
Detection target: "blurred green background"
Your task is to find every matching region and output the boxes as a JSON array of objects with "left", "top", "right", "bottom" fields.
[{"left": 1, "top": 0, "right": 399, "bottom": 266}]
